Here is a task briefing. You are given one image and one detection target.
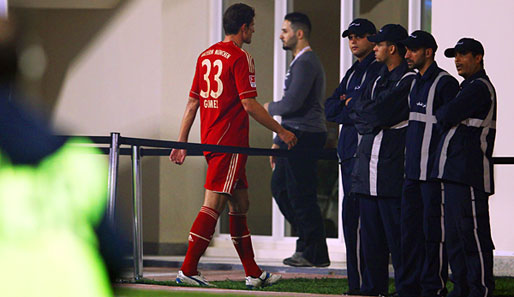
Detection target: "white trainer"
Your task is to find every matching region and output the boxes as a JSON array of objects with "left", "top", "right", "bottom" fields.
[
  {"left": 175, "top": 270, "right": 213, "bottom": 287},
  {"left": 245, "top": 271, "right": 282, "bottom": 289}
]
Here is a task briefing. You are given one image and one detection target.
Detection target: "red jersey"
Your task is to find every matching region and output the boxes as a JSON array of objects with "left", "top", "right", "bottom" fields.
[{"left": 189, "top": 41, "right": 257, "bottom": 147}]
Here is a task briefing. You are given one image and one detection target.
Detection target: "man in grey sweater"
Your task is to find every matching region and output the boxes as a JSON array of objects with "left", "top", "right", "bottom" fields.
[{"left": 264, "top": 12, "right": 329, "bottom": 267}]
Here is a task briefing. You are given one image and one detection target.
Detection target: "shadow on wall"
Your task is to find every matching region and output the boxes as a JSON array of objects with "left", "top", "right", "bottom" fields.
[{"left": 11, "top": 1, "right": 129, "bottom": 119}]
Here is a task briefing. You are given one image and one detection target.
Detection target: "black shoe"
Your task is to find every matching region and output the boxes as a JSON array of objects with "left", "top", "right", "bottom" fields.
[
  {"left": 283, "top": 255, "right": 313, "bottom": 267},
  {"left": 282, "top": 254, "right": 330, "bottom": 267}
]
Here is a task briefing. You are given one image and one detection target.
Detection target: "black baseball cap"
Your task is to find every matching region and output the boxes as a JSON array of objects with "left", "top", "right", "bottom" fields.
[
  {"left": 401, "top": 30, "right": 438, "bottom": 51},
  {"left": 367, "top": 24, "right": 408, "bottom": 43},
  {"left": 444, "top": 38, "right": 484, "bottom": 57},
  {"left": 342, "top": 18, "right": 377, "bottom": 38}
]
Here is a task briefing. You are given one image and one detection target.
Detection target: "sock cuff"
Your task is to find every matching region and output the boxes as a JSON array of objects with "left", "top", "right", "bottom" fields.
[{"left": 200, "top": 206, "right": 220, "bottom": 220}]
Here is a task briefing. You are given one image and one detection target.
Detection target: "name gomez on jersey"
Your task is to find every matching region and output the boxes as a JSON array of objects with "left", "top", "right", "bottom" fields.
[{"left": 189, "top": 41, "right": 257, "bottom": 148}]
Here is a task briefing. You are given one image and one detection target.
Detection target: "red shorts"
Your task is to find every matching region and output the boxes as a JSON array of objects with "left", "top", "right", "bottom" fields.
[{"left": 204, "top": 153, "right": 248, "bottom": 195}]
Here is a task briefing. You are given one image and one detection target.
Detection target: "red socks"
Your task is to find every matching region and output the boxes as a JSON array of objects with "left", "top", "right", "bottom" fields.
[
  {"left": 181, "top": 206, "right": 219, "bottom": 276},
  {"left": 229, "top": 212, "right": 262, "bottom": 278}
]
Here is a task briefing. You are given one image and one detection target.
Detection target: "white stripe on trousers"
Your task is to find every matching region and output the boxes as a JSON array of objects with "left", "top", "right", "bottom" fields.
[
  {"left": 437, "top": 183, "right": 446, "bottom": 295},
  {"left": 470, "top": 187, "right": 489, "bottom": 297},
  {"left": 357, "top": 216, "right": 362, "bottom": 287},
  {"left": 369, "top": 131, "right": 383, "bottom": 196}
]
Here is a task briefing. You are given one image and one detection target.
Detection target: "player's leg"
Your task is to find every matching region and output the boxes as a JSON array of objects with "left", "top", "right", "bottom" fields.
[
  {"left": 228, "top": 187, "right": 282, "bottom": 288},
  {"left": 177, "top": 189, "right": 228, "bottom": 286},
  {"left": 228, "top": 188, "right": 259, "bottom": 277},
  {"left": 177, "top": 152, "right": 233, "bottom": 286},
  {"left": 222, "top": 154, "right": 264, "bottom": 277}
]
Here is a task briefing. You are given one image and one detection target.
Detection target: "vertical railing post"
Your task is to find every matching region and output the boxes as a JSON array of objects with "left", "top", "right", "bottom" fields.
[
  {"left": 107, "top": 132, "right": 120, "bottom": 229},
  {"left": 132, "top": 145, "right": 144, "bottom": 280}
]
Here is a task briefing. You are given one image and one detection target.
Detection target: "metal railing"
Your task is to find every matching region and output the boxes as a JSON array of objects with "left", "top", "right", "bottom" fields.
[{"left": 80, "top": 132, "right": 514, "bottom": 281}]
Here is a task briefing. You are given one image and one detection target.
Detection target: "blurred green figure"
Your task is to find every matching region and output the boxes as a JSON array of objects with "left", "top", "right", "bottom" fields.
[{"left": 0, "top": 18, "right": 113, "bottom": 297}]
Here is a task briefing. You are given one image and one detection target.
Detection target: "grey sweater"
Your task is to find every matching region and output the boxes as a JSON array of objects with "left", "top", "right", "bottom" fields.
[{"left": 268, "top": 51, "right": 327, "bottom": 133}]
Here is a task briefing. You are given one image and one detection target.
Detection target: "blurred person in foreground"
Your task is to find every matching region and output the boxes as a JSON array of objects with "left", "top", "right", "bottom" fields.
[{"left": 0, "top": 18, "right": 114, "bottom": 297}]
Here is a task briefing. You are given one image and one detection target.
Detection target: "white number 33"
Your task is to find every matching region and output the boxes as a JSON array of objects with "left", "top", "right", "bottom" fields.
[{"left": 200, "top": 59, "right": 223, "bottom": 99}]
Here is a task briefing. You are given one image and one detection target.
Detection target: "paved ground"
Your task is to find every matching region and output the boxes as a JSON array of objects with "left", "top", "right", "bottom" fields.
[
  {"left": 116, "top": 256, "right": 361, "bottom": 296},
  {"left": 115, "top": 283, "right": 345, "bottom": 296}
]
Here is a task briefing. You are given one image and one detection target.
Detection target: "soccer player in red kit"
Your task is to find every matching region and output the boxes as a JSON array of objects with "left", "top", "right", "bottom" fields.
[{"left": 169, "top": 3, "right": 297, "bottom": 288}]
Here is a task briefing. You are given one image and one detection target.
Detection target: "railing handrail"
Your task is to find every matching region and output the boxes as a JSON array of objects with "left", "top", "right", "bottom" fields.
[
  {"left": 62, "top": 132, "right": 514, "bottom": 281},
  {"left": 60, "top": 135, "right": 514, "bottom": 163}
]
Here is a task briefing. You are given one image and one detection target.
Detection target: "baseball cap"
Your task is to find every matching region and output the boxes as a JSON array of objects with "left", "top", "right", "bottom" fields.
[
  {"left": 401, "top": 30, "right": 438, "bottom": 51},
  {"left": 342, "top": 18, "right": 377, "bottom": 38},
  {"left": 367, "top": 24, "right": 408, "bottom": 43},
  {"left": 444, "top": 38, "right": 484, "bottom": 57}
]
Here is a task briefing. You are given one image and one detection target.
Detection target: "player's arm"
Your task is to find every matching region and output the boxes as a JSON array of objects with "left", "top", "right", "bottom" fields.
[
  {"left": 169, "top": 96, "right": 200, "bottom": 165},
  {"left": 241, "top": 98, "right": 297, "bottom": 149}
]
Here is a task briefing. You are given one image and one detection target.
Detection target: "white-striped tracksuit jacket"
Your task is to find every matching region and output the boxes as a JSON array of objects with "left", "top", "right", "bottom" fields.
[{"left": 350, "top": 61, "right": 416, "bottom": 197}]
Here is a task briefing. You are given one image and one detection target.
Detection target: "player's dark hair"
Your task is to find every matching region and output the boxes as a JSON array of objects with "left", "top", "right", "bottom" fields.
[
  {"left": 285, "top": 12, "right": 311, "bottom": 40},
  {"left": 223, "top": 3, "right": 255, "bottom": 35},
  {"left": 387, "top": 41, "right": 406, "bottom": 58}
]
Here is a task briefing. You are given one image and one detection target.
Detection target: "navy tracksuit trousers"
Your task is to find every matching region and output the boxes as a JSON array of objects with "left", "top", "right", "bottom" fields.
[
  {"left": 358, "top": 194, "right": 402, "bottom": 296},
  {"left": 400, "top": 179, "right": 448, "bottom": 297},
  {"left": 341, "top": 158, "right": 367, "bottom": 292},
  {"left": 444, "top": 182, "right": 495, "bottom": 297}
]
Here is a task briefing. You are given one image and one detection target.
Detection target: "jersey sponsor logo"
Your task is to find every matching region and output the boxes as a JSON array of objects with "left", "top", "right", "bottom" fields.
[{"left": 249, "top": 75, "right": 256, "bottom": 88}]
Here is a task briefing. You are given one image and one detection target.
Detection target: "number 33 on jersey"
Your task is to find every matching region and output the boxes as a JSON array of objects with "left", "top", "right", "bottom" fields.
[{"left": 189, "top": 41, "right": 258, "bottom": 147}]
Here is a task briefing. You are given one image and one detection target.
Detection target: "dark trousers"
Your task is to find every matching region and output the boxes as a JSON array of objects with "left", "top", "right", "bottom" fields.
[
  {"left": 444, "top": 182, "right": 494, "bottom": 297},
  {"left": 271, "top": 129, "right": 329, "bottom": 265},
  {"left": 358, "top": 194, "right": 402, "bottom": 296},
  {"left": 400, "top": 179, "right": 448, "bottom": 297},
  {"left": 341, "top": 158, "right": 366, "bottom": 291}
]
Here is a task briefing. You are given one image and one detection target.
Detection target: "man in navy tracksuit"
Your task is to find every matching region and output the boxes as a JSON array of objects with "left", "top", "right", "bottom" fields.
[
  {"left": 400, "top": 31, "right": 460, "bottom": 297},
  {"left": 432, "top": 38, "right": 496, "bottom": 297},
  {"left": 350, "top": 24, "right": 415, "bottom": 296},
  {"left": 324, "top": 18, "right": 382, "bottom": 295}
]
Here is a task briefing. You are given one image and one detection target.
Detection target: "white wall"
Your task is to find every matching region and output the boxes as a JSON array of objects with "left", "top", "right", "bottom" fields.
[
  {"left": 52, "top": 0, "right": 162, "bottom": 138},
  {"left": 433, "top": 0, "right": 514, "bottom": 254}
]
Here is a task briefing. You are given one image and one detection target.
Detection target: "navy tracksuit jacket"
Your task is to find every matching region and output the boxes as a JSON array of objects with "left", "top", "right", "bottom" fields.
[
  {"left": 400, "top": 62, "right": 460, "bottom": 297},
  {"left": 432, "top": 69, "right": 496, "bottom": 297},
  {"left": 350, "top": 60, "right": 415, "bottom": 296},
  {"left": 324, "top": 52, "right": 382, "bottom": 292}
]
